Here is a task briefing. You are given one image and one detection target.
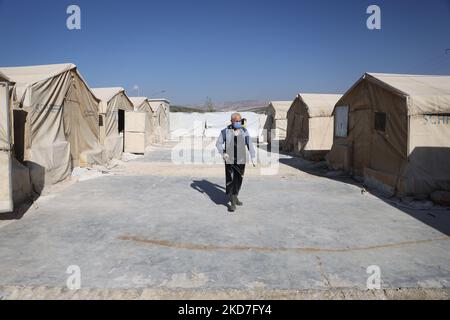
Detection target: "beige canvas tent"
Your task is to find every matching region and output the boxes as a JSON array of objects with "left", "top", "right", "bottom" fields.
[
  {"left": 130, "top": 97, "right": 152, "bottom": 113},
  {"left": 327, "top": 73, "right": 450, "bottom": 197},
  {"left": 92, "top": 87, "right": 133, "bottom": 160},
  {"left": 264, "top": 101, "right": 292, "bottom": 147},
  {"left": 149, "top": 99, "right": 170, "bottom": 142},
  {"left": 1, "top": 74, "right": 34, "bottom": 213},
  {"left": 0, "top": 63, "right": 105, "bottom": 188},
  {"left": 285, "top": 94, "right": 342, "bottom": 160},
  {"left": 0, "top": 74, "right": 13, "bottom": 212},
  {"left": 0, "top": 71, "right": 9, "bottom": 82},
  {"left": 129, "top": 97, "right": 154, "bottom": 147}
]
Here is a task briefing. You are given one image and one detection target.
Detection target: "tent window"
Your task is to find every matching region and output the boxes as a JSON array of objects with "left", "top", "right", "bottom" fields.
[
  {"left": 335, "top": 106, "right": 349, "bottom": 137},
  {"left": 99, "top": 115, "right": 103, "bottom": 127},
  {"left": 374, "top": 112, "right": 386, "bottom": 132}
]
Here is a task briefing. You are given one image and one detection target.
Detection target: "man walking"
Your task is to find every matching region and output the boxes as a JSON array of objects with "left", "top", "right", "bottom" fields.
[{"left": 216, "top": 113, "right": 256, "bottom": 212}]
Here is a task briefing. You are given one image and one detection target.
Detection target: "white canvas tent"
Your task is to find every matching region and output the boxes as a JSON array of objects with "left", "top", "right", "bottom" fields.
[
  {"left": 92, "top": 87, "right": 133, "bottom": 160},
  {"left": 285, "top": 93, "right": 342, "bottom": 160},
  {"left": 264, "top": 101, "right": 292, "bottom": 146},
  {"left": 0, "top": 63, "right": 106, "bottom": 188},
  {"left": 0, "top": 74, "right": 34, "bottom": 213},
  {"left": 0, "top": 71, "right": 9, "bottom": 82},
  {"left": 328, "top": 73, "right": 450, "bottom": 196},
  {"left": 130, "top": 96, "right": 153, "bottom": 114},
  {"left": 149, "top": 99, "right": 170, "bottom": 142}
]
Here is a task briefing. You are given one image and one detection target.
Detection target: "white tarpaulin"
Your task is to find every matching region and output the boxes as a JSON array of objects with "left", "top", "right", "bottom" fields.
[
  {"left": 170, "top": 112, "right": 206, "bottom": 138},
  {"left": 204, "top": 112, "right": 261, "bottom": 139},
  {"left": 170, "top": 112, "right": 262, "bottom": 139}
]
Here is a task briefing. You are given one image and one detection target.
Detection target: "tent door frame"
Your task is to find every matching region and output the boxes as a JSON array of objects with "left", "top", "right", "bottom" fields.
[{"left": 0, "top": 82, "right": 13, "bottom": 213}]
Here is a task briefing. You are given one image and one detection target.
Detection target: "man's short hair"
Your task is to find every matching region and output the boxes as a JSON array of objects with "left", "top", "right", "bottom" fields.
[{"left": 231, "top": 113, "right": 242, "bottom": 120}]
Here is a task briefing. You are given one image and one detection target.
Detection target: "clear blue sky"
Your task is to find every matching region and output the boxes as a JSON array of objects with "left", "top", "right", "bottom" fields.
[{"left": 1, "top": 0, "right": 449, "bottom": 105}]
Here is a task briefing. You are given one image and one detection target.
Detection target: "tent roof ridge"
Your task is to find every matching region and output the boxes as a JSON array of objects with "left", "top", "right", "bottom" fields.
[
  {"left": 296, "top": 93, "right": 343, "bottom": 117},
  {"left": 0, "top": 63, "right": 77, "bottom": 86},
  {"left": 91, "top": 87, "right": 127, "bottom": 102},
  {"left": 129, "top": 96, "right": 151, "bottom": 108}
]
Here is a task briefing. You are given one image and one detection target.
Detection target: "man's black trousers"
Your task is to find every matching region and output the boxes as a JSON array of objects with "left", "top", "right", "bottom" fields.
[{"left": 225, "top": 164, "right": 246, "bottom": 196}]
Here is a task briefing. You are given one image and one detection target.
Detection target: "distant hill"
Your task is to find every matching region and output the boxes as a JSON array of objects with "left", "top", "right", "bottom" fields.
[
  {"left": 170, "top": 105, "right": 205, "bottom": 113},
  {"left": 213, "top": 99, "right": 269, "bottom": 112},
  {"left": 238, "top": 106, "right": 268, "bottom": 114},
  {"left": 174, "top": 99, "right": 269, "bottom": 113}
]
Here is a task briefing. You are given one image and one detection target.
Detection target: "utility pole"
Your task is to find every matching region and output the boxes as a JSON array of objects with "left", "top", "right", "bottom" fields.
[{"left": 133, "top": 85, "right": 140, "bottom": 96}]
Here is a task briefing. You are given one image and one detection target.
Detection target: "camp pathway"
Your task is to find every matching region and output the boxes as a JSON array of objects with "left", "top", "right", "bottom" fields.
[{"left": 0, "top": 141, "right": 449, "bottom": 299}]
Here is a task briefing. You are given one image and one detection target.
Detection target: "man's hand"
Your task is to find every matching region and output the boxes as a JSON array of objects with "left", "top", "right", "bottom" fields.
[{"left": 223, "top": 153, "right": 230, "bottom": 162}]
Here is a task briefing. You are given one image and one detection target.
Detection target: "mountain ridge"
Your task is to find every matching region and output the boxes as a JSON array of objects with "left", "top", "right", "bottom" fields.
[{"left": 176, "top": 99, "right": 269, "bottom": 113}]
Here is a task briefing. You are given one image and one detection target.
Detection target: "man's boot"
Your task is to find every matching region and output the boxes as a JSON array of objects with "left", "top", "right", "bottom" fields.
[
  {"left": 228, "top": 193, "right": 236, "bottom": 212},
  {"left": 235, "top": 195, "right": 243, "bottom": 206}
]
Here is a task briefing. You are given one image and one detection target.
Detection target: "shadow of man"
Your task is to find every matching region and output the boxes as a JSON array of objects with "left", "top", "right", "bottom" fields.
[{"left": 191, "top": 180, "right": 229, "bottom": 208}]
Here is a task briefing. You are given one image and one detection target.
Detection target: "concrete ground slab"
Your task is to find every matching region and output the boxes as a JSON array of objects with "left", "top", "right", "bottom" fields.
[{"left": 0, "top": 142, "right": 449, "bottom": 299}]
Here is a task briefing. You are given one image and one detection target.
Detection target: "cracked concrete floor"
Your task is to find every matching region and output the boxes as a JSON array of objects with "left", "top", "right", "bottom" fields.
[{"left": 0, "top": 141, "right": 449, "bottom": 299}]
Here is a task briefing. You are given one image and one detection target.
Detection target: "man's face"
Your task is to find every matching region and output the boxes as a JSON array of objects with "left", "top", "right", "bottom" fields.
[{"left": 231, "top": 115, "right": 242, "bottom": 124}]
